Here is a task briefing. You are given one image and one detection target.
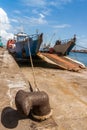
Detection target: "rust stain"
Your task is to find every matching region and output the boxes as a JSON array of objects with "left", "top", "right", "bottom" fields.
[
  {"left": 42, "top": 53, "right": 81, "bottom": 71},
  {"left": 46, "top": 54, "right": 76, "bottom": 67}
]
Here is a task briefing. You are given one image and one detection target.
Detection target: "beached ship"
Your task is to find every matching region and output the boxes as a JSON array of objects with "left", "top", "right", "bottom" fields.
[
  {"left": 53, "top": 35, "right": 76, "bottom": 55},
  {"left": 7, "top": 32, "right": 43, "bottom": 59},
  {"left": 41, "top": 35, "right": 76, "bottom": 56}
]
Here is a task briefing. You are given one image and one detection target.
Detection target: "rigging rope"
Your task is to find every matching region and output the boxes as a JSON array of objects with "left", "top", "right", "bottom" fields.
[
  {"left": 72, "top": 45, "right": 78, "bottom": 60},
  {"left": 76, "top": 44, "right": 87, "bottom": 50},
  {"left": 27, "top": 37, "right": 39, "bottom": 91}
]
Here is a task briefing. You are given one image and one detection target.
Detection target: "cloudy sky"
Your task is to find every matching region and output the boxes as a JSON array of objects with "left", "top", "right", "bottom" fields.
[{"left": 0, "top": 0, "right": 87, "bottom": 48}]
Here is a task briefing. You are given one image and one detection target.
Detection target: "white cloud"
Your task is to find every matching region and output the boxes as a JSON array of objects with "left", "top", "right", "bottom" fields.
[
  {"left": 49, "top": 0, "right": 72, "bottom": 8},
  {"left": 29, "top": 16, "right": 47, "bottom": 25},
  {"left": 20, "top": 0, "right": 72, "bottom": 26},
  {"left": 21, "top": 0, "right": 46, "bottom": 7},
  {"left": 10, "top": 18, "right": 19, "bottom": 23},
  {"left": 21, "top": 0, "right": 72, "bottom": 8},
  {"left": 42, "top": 9, "right": 51, "bottom": 16},
  {"left": 39, "top": 13, "right": 45, "bottom": 18},
  {"left": 13, "top": 10, "right": 21, "bottom": 14},
  {"left": 19, "top": 13, "right": 47, "bottom": 26},
  {"left": 0, "top": 8, "right": 13, "bottom": 43},
  {"left": 32, "top": 9, "right": 39, "bottom": 14},
  {"left": 1, "top": 30, "right": 13, "bottom": 41},
  {"left": 53, "top": 24, "right": 71, "bottom": 28},
  {"left": 0, "top": 8, "right": 10, "bottom": 30}
]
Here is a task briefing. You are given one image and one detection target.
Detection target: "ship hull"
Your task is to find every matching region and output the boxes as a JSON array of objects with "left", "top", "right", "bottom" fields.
[
  {"left": 53, "top": 37, "right": 76, "bottom": 55},
  {"left": 7, "top": 33, "right": 43, "bottom": 59},
  {"left": 53, "top": 41, "right": 75, "bottom": 56}
]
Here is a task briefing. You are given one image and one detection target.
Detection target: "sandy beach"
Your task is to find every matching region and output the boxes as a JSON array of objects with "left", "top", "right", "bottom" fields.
[{"left": 0, "top": 48, "right": 87, "bottom": 130}]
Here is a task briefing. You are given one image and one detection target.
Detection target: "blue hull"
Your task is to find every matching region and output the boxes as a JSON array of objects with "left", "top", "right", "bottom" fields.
[
  {"left": 15, "top": 39, "right": 40, "bottom": 58},
  {"left": 7, "top": 32, "right": 43, "bottom": 59}
]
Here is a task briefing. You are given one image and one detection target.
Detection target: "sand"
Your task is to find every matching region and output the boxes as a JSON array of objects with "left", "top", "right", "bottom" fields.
[{"left": 0, "top": 47, "right": 87, "bottom": 130}]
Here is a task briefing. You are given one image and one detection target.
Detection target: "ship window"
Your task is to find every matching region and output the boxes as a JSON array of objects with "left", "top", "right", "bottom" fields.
[{"left": 17, "top": 36, "right": 27, "bottom": 41}]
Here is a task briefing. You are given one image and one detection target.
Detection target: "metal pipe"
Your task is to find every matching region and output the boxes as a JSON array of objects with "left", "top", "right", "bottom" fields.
[{"left": 15, "top": 90, "right": 52, "bottom": 120}]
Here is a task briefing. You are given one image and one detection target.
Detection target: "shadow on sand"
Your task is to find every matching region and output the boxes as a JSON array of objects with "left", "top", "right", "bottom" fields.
[
  {"left": 1, "top": 106, "right": 57, "bottom": 129},
  {"left": 1, "top": 107, "right": 28, "bottom": 129},
  {"left": 1, "top": 107, "right": 58, "bottom": 130},
  {"left": 1, "top": 106, "right": 49, "bottom": 129},
  {"left": 16, "top": 56, "right": 62, "bottom": 70}
]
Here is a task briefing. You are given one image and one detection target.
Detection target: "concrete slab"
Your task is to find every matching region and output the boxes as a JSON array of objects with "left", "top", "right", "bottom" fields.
[
  {"left": 0, "top": 48, "right": 57, "bottom": 130},
  {"left": 20, "top": 62, "right": 87, "bottom": 130},
  {"left": 1, "top": 48, "right": 87, "bottom": 130}
]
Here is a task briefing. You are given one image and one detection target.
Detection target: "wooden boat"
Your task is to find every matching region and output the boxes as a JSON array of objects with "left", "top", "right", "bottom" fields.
[
  {"left": 53, "top": 35, "right": 76, "bottom": 55},
  {"left": 7, "top": 32, "right": 43, "bottom": 59}
]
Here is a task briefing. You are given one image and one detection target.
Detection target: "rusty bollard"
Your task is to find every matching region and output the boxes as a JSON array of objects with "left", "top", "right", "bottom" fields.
[{"left": 15, "top": 90, "right": 52, "bottom": 121}]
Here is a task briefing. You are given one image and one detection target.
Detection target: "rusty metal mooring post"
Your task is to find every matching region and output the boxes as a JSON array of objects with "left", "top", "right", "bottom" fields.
[{"left": 15, "top": 90, "right": 52, "bottom": 121}]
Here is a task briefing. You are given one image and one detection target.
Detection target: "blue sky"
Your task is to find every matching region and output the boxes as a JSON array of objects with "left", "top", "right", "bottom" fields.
[{"left": 0, "top": 0, "right": 87, "bottom": 48}]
